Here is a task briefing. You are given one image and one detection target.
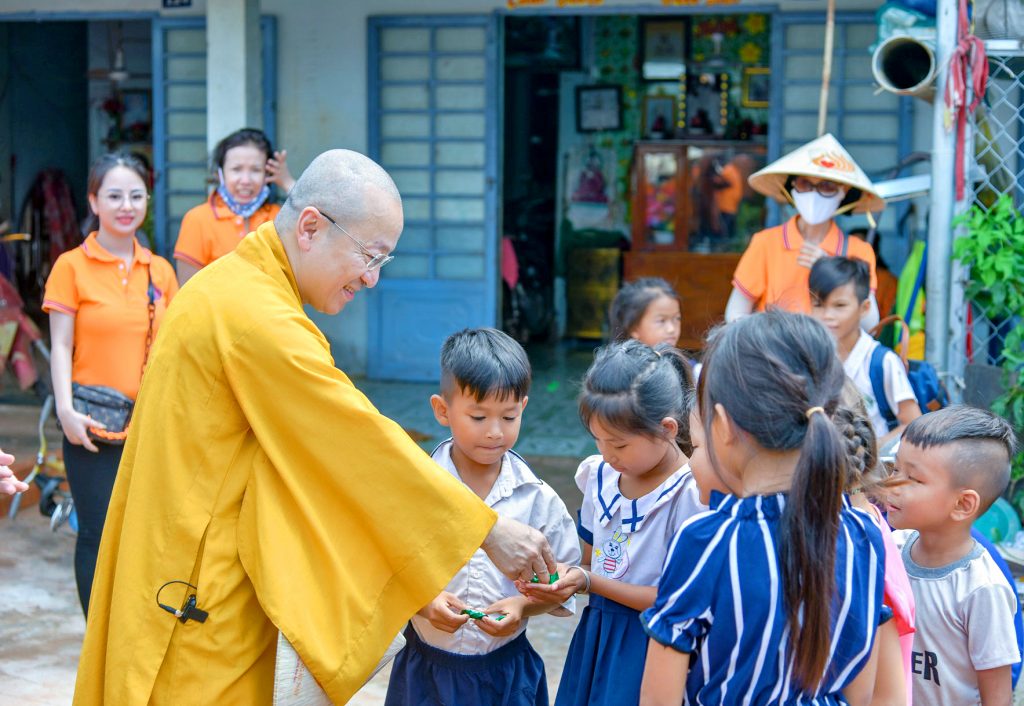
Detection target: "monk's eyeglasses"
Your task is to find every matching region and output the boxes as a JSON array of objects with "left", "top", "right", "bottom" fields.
[
  {"left": 792, "top": 176, "right": 842, "bottom": 197},
  {"left": 318, "top": 210, "right": 394, "bottom": 271}
]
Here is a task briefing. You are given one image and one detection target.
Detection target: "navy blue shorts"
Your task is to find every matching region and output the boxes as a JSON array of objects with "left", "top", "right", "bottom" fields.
[{"left": 385, "top": 624, "right": 549, "bottom": 706}]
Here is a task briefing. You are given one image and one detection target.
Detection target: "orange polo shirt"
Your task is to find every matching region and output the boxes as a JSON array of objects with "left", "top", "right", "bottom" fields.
[
  {"left": 174, "top": 193, "right": 280, "bottom": 268},
  {"left": 43, "top": 233, "right": 178, "bottom": 400},
  {"left": 715, "top": 163, "right": 744, "bottom": 215},
  {"left": 732, "top": 216, "right": 877, "bottom": 314}
]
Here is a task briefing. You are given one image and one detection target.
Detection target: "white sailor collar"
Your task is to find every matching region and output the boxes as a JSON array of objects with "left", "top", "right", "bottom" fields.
[
  {"left": 432, "top": 439, "right": 543, "bottom": 507},
  {"left": 592, "top": 460, "right": 691, "bottom": 534}
]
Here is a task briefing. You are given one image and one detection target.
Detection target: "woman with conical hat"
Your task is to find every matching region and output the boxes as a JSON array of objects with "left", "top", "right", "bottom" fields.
[{"left": 724, "top": 133, "right": 886, "bottom": 324}]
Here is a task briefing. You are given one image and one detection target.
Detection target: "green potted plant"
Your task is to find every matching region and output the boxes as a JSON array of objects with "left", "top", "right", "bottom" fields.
[{"left": 953, "top": 194, "right": 1024, "bottom": 518}]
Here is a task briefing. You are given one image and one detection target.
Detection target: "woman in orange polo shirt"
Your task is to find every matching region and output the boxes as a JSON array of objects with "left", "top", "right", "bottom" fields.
[
  {"left": 725, "top": 134, "right": 886, "bottom": 327},
  {"left": 174, "top": 128, "right": 295, "bottom": 284},
  {"left": 43, "top": 153, "right": 179, "bottom": 616}
]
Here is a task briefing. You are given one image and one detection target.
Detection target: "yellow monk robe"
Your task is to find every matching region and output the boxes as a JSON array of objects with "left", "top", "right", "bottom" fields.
[{"left": 74, "top": 222, "right": 497, "bottom": 705}]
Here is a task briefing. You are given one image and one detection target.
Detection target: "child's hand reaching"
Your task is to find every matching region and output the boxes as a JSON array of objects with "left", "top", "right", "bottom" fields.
[
  {"left": 516, "top": 563, "right": 581, "bottom": 605},
  {"left": 475, "top": 596, "right": 526, "bottom": 638},
  {"left": 417, "top": 591, "right": 470, "bottom": 634}
]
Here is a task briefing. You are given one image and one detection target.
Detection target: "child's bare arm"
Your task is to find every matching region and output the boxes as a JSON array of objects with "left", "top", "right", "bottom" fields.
[
  {"left": 868, "top": 620, "right": 907, "bottom": 706},
  {"left": 879, "top": 399, "right": 922, "bottom": 447},
  {"left": 842, "top": 628, "right": 880, "bottom": 706},
  {"left": 476, "top": 595, "right": 554, "bottom": 638},
  {"left": 639, "top": 639, "right": 689, "bottom": 705},
  {"left": 976, "top": 665, "right": 1012, "bottom": 706}
]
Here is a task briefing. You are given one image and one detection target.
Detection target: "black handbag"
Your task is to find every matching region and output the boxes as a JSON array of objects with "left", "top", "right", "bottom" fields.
[{"left": 70, "top": 268, "right": 156, "bottom": 445}]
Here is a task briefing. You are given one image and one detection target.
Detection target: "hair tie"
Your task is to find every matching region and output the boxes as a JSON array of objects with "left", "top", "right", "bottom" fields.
[{"left": 805, "top": 406, "right": 826, "bottom": 420}]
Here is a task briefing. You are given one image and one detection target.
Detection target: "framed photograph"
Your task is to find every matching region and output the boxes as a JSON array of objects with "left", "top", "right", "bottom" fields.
[
  {"left": 643, "top": 95, "right": 676, "bottom": 139},
  {"left": 642, "top": 20, "right": 686, "bottom": 80},
  {"left": 741, "top": 67, "right": 771, "bottom": 108},
  {"left": 575, "top": 85, "right": 622, "bottom": 133}
]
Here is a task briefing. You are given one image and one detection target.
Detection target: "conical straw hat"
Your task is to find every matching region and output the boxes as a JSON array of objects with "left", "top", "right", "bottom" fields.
[{"left": 748, "top": 134, "right": 886, "bottom": 214}]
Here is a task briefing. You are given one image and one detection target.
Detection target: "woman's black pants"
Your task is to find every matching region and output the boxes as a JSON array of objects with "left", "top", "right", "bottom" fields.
[{"left": 63, "top": 437, "right": 123, "bottom": 617}]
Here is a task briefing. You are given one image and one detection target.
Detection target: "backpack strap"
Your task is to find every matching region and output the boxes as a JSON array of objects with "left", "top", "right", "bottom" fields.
[
  {"left": 869, "top": 344, "right": 899, "bottom": 432},
  {"left": 904, "top": 241, "right": 927, "bottom": 323}
]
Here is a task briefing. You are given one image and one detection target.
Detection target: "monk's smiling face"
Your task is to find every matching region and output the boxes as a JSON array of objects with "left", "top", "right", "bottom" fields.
[{"left": 293, "top": 188, "right": 402, "bottom": 315}]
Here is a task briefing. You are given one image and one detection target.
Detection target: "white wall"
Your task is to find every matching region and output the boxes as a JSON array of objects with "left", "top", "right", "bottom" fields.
[{"left": 0, "top": 0, "right": 904, "bottom": 374}]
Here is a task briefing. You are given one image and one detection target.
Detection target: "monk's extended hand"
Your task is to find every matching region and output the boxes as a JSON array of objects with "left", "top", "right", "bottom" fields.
[
  {"left": 0, "top": 449, "right": 27, "bottom": 496},
  {"left": 481, "top": 515, "right": 557, "bottom": 584}
]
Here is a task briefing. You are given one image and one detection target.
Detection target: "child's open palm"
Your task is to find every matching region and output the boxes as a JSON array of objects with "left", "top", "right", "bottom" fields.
[{"left": 417, "top": 591, "right": 470, "bottom": 634}]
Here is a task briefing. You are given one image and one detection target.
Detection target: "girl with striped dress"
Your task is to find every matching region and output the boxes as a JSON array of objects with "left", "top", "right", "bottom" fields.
[{"left": 640, "top": 311, "right": 889, "bottom": 705}]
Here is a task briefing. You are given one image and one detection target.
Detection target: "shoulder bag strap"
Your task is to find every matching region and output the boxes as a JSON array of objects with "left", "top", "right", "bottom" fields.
[{"left": 142, "top": 266, "right": 156, "bottom": 373}]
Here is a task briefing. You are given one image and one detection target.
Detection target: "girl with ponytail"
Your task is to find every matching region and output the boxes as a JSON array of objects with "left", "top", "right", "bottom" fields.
[{"left": 640, "top": 310, "right": 889, "bottom": 705}]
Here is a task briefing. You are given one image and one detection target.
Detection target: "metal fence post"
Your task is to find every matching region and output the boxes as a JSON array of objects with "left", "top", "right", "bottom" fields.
[{"left": 925, "top": 0, "right": 959, "bottom": 376}]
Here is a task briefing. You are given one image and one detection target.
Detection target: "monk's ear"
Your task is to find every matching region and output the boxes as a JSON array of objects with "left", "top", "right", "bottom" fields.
[{"left": 295, "top": 207, "right": 321, "bottom": 253}]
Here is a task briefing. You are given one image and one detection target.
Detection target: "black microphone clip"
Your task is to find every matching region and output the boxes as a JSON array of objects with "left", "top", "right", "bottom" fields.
[{"left": 156, "top": 580, "right": 209, "bottom": 624}]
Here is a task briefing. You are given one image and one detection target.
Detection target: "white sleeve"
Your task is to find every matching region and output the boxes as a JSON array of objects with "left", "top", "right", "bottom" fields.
[
  {"left": 965, "top": 581, "right": 1021, "bottom": 670},
  {"left": 883, "top": 350, "right": 917, "bottom": 411},
  {"left": 575, "top": 457, "right": 600, "bottom": 544}
]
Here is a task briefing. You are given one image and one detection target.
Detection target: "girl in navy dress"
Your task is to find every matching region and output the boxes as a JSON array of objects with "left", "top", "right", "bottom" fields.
[
  {"left": 640, "top": 310, "right": 889, "bottom": 705},
  {"left": 522, "top": 340, "right": 704, "bottom": 706}
]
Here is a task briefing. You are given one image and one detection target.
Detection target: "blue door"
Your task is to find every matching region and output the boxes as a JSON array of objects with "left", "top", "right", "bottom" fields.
[
  {"left": 151, "top": 16, "right": 278, "bottom": 259},
  {"left": 367, "top": 15, "right": 499, "bottom": 381}
]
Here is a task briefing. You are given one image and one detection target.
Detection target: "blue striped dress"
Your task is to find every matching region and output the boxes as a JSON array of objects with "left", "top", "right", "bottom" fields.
[{"left": 642, "top": 492, "right": 888, "bottom": 705}]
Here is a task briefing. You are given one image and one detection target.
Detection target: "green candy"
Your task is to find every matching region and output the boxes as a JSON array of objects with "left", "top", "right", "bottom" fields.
[
  {"left": 460, "top": 609, "right": 506, "bottom": 621},
  {"left": 530, "top": 571, "right": 559, "bottom": 584}
]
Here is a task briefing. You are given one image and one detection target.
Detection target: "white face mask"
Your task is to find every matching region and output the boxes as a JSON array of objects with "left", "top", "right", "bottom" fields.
[{"left": 792, "top": 189, "right": 844, "bottom": 225}]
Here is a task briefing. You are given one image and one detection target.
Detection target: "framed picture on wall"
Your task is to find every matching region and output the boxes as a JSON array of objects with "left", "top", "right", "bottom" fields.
[
  {"left": 643, "top": 95, "right": 676, "bottom": 139},
  {"left": 741, "top": 67, "right": 771, "bottom": 108},
  {"left": 642, "top": 19, "right": 687, "bottom": 80},
  {"left": 575, "top": 84, "right": 623, "bottom": 132}
]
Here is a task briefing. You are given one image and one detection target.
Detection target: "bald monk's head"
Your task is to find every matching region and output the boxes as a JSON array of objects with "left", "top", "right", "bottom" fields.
[{"left": 276, "top": 149, "right": 403, "bottom": 315}]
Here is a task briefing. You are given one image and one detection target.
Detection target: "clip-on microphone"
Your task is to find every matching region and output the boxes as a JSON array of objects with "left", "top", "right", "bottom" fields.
[{"left": 156, "top": 580, "right": 209, "bottom": 624}]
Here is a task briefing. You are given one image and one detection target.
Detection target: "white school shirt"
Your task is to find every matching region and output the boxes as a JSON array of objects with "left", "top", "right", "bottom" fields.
[
  {"left": 576, "top": 454, "right": 706, "bottom": 586},
  {"left": 410, "top": 440, "right": 581, "bottom": 655},
  {"left": 894, "top": 530, "right": 1020, "bottom": 706},
  {"left": 844, "top": 329, "right": 917, "bottom": 439}
]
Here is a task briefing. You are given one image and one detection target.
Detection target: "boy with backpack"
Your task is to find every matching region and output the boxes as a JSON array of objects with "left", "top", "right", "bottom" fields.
[{"left": 809, "top": 256, "right": 922, "bottom": 446}]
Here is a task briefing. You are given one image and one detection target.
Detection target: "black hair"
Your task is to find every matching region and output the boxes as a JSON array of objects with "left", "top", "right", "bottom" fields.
[
  {"left": 88, "top": 151, "right": 149, "bottom": 195},
  {"left": 608, "top": 277, "right": 680, "bottom": 342},
  {"left": 212, "top": 128, "right": 274, "bottom": 171},
  {"left": 903, "top": 405, "right": 1017, "bottom": 511},
  {"left": 440, "top": 328, "right": 531, "bottom": 402},
  {"left": 809, "top": 256, "right": 871, "bottom": 305},
  {"left": 579, "top": 340, "right": 694, "bottom": 454},
  {"left": 699, "top": 310, "right": 846, "bottom": 689}
]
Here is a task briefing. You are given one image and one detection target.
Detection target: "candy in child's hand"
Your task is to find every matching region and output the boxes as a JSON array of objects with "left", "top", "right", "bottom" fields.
[
  {"left": 492, "top": 614, "right": 506, "bottom": 621},
  {"left": 460, "top": 608, "right": 486, "bottom": 620},
  {"left": 530, "top": 571, "right": 559, "bottom": 584}
]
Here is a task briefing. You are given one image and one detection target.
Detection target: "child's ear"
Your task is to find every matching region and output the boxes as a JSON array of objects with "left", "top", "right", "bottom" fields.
[
  {"left": 520, "top": 395, "right": 529, "bottom": 412},
  {"left": 713, "top": 403, "right": 739, "bottom": 446},
  {"left": 430, "top": 394, "right": 451, "bottom": 427},
  {"left": 859, "top": 295, "right": 872, "bottom": 319},
  {"left": 660, "top": 416, "right": 679, "bottom": 439},
  {"left": 951, "top": 488, "right": 981, "bottom": 522}
]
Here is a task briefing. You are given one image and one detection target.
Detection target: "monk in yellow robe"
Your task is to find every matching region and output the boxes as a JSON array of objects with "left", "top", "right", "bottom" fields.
[{"left": 74, "top": 150, "right": 555, "bottom": 705}]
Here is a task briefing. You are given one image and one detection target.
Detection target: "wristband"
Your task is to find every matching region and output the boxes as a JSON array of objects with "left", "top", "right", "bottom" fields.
[{"left": 566, "top": 565, "right": 590, "bottom": 595}]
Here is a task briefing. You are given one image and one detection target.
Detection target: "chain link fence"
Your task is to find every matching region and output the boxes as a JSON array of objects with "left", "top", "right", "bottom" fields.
[{"left": 953, "top": 45, "right": 1023, "bottom": 407}]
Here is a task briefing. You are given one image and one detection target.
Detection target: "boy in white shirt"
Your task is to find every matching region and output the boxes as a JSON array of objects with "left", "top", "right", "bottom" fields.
[
  {"left": 888, "top": 405, "right": 1020, "bottom": 705},
  {"left": 810, "top": 256, "right": 922, "bottom": 446},
  {"left": 385, "top": 328, "right": 580, "bottom": 706}
]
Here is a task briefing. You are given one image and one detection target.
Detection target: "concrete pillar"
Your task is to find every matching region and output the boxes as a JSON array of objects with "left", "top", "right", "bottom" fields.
[{"left": 206, "top": 0, "right": 262, "bottom": 151}]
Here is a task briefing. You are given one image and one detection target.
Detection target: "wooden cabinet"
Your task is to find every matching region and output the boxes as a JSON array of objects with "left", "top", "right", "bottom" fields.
[{"left": 630, "top": 143, "right": 690, "bottom": 252}]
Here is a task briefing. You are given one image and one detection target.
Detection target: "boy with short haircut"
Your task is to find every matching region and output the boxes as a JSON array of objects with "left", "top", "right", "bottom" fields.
[
  {"left": 809, "top": 256, "right": 922, "bottom": 446},
  {"left": 888, "top": 405, "right": 1021, "bottom": 706},
  {"left": 385, "top": 328, "right": 580, "bottom": 706}
]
